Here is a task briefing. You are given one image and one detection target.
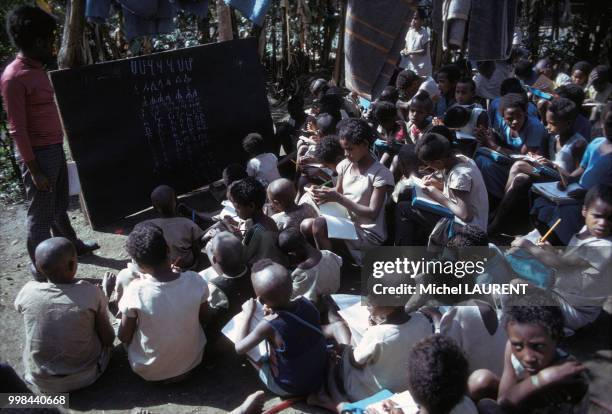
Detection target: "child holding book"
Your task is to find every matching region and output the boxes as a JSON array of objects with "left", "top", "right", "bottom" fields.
[
  {"left": 234, "top": 259, "right": 327, "bottom": 396},
  {"left": 301, "top": 119, "right": 394, "bottom": 264},
  {"left": 395, "top": 132, "right": 488, "bottom": 245}
]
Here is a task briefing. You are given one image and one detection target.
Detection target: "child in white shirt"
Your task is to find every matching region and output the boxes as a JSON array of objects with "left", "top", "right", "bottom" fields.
[{"left": 243, "top": 132, "right": 280, "bottom": 187}]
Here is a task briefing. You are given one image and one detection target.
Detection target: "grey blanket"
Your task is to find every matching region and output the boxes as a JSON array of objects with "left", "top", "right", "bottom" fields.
[
  {"left": 467, "top": 0, "right": 517, "bottom": 61},
  {"left": 344, "top": 0, "right": 416, "bottom": 99}
]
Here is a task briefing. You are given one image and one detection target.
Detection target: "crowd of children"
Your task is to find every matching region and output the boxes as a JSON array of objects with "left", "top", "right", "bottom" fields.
[{"left": 4, "top": 4, "right": 612, "bottom": 414}]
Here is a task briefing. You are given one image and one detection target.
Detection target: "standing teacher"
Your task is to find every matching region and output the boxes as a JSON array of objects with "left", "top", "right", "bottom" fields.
[
  {"left": 399, "top": 9, "right": 432, "bottom": 78},
  {"left": 1, "top": 6, "right": 98, "bottom": 280}
]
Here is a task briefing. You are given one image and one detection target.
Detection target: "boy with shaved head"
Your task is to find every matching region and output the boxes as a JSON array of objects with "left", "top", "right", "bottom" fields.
[
  {"left": 267, "top": 178, "right": 318, "bottom": 231},
  {"left": 235, "top": 259, "right": 327, "bottom": 396},
  {"left": 14, "top": 237, "right": 115, "bottom": 392},
  {"left": 146, "top": 184, "right": 205, "bottom": 270}
]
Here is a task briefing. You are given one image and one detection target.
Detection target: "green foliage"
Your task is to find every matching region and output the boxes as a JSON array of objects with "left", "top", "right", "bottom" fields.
[{"left": 0, "top": 0, "right": 29, "bottom": 62}]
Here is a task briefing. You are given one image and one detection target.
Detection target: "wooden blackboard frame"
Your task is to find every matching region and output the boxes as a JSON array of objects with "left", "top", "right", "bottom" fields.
[{"left": 50, "top": 38, "right": 273, "bottom": 229}]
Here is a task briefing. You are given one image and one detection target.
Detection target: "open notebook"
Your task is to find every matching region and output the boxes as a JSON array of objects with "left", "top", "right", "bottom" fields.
[
  {"left": 318, "top": 201, "right": 359, "bottom": 240},
  {"left": 411, "top": 177, "right": 453, "bottom": 218},
  {"left": 532, "top": 181, "right": 582, "bottom": 205},
  {"left": 475, "top": 146, "right": 512, "bottom": 165},
  {"left": 332, "top": 294, "right": 368, "bottom": 345},
  {"left": 221, "top": 300, "right": 268, "bottom": 362}
]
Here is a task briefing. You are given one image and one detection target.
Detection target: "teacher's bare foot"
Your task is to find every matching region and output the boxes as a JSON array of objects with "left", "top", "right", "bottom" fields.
[{"left": 231, "top": 390, "right": 266, "bottom": 414}]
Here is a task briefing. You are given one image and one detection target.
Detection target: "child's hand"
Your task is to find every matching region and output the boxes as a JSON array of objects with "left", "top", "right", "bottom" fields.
[
  {"left": 556, "top": 180, "right": 567, "bottom": 191},
  {"left": 242, "top": 298, "right": 257, "bottom": 317},
  {"left": 538, "top": 361, "right": 586, "bottom": 386},
  {"left": 511, "top": 237, "right": 534, "bottom": 249},
  {"left": 311, "top": 186, "right": 341, "bottom": 203}
]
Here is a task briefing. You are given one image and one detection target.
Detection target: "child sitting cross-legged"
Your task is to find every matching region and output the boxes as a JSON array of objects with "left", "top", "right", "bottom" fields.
[
  {"left": 234, "top": 259, "right": 328, "bottom": 397},
  {"left": 267, "top": 178, "right": 318, "bottom": 232},
  {"left": 472, "top": 295, "right": 589, "bottom": 414},
  {"left": 15, "top": 237, "right": 115, "bottom": 392},
  {"left": 118, "top": 223, "right": 211, "bottom": 382},
  {"left": 277, "top": 227, "right": 342, "bottom": 304}
]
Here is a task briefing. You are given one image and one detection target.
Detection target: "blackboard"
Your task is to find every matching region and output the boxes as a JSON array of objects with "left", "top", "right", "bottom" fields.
[{"left": 50, "top": 38, "right": 273, "bottom": 228}]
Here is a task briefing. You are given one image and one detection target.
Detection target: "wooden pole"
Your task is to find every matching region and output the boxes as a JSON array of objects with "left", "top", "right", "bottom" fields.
[
  {"left": 58, "top": 0, "right": 89, "bottom": 69},
  {"left": 333, "top": 0, "right": 346, "bottom": 85},
  {"left": 216, "top": 0, "right": 234, "bottom": 42}
]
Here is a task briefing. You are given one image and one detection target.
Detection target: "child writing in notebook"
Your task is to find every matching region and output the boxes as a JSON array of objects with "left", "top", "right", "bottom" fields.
[
  {"left": 228, "top": 177, "right": 288, "bottom": 266},
  {"left": 473, "top": 296, "right": 588, "bottom": 414},
  {"left": 395, "top": 132, "right": 488, "bottom": 245},
  {"left": 301, "top": 118, "right": 394, "bottom": 264},
  {"left": 488, "top": 97, "right": 587, "bottom": 235},
  {"left": 307, "top": 275, "right": 433, "bottom": 411},
  {"left": 234, "top": 259, "right": 327, "bottom": 397},
  {"left": 513, "top": 184, "right": 612, "bottom": 331}
]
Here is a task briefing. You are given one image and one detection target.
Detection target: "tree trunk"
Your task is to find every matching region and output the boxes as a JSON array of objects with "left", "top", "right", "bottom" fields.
[
  {"left": 281, "top": 0, "right": 289, "bottom": 73},
  {"left": 58, "top": 0, "right": 90, "bottom": 69},
  {"left": 197, "top": 14, "right": 210, "bottom": 44},
  {"left": 216, "top": 0, "right": 233, "bottom": 42},
  {"left": 333, "top": 0, "right": 346, "bottom": 85}
]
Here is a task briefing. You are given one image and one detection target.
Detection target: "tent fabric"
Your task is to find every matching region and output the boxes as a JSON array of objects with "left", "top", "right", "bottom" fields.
[{"left": 343, "top": 0, "right": 416, "bottom": 100}]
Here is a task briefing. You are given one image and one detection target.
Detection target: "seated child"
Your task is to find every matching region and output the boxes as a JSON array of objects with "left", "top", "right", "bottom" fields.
[
  {"left": 311, "top": 134, "right": 345, "bottom": 185},
  {"left": 475, "top": 93, "right": 547, "bottom": 202},
  {"left": 472, "top": 296, "right": 588, "bottom": 413},
  {"left": 585, "top": 65, "right": 612, "bottom": 128},
  {"left": 277, "top": 227, "right": 342, "bottom": 303},
  {"left": 146, "top": 185, "right": 205, "bottom": 270},
  {"left": 571, "top": 61, "right": 592, "bottom": 90},
  {"left": 15, "top": 237, "right": 115, "bottom": 392},
  {"left": 395, "top": 69, "right": 440, "bottom": 104},
  {"left": 554, "top": 83, "right": 591, "bottom": 140},
  {"left": 301, "top": 118, "right": 394, "bottom": 264},
  {"left": 405, "top": 91, "right": 433, "bottom": 143},
  {"left": 244, "top": 132, "right": 281, "bottom": 187},
  {"left": 200, "top": 231, "right": 252, "bottom": 319},
  {"left": 440, "top": 300, "right": 507, "bottom": 378},
  {"left": 118, "top": 224, "right": 211, "bottom": 382},
  {"left": 234, "top": 259, "right": 327, "bottom": 396},
  {"left": 228, "top": 177, "right": 289, "bottom": 266},
  {"left": 404, "top": 335, "right": 478, "bottom": 414},
  {"left": 455, "top": 77, "right": 485, "bottom": 110},
  {"left": 513, "top": 184, "right": 612, "bottom": 331},
  {"left": 392, "top": 144, "right": 420, "bottom": 203},
  {"left": 296, "top": 112, "right": 337, "bottom": 165},
  {"left": 488, "top": 98, "right": 587, "bottom": 235},
  {"left": 531, "top": 105, "right": 612, "bottom": 244},
  {"left": 395, "top": 133, "right": 488, "bottom": 245},
  {"left": 373, "top": 101, "right": 409, "bottom": 169},
  {"left": 268, "top": 178, "right": 318, "bottom": 231},
  {"left": 474, "top": 60, "right": 511, "bottom": 101},
  {"left": 487, "top": 78, "right": 538, "bottom": 133},
  {"left": 308, "top": 276, "right": 433, "bottom": 409},
  {"left": 433, "top": 64, "right": 461, "bottom": 117}
]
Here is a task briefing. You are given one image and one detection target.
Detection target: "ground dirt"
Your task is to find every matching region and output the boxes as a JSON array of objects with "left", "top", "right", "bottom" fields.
[{"left": 0, "top": 193, "right": 611, "bottom": 414}]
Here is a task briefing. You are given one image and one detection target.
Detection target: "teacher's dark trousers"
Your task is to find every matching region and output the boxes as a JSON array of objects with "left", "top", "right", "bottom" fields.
[{"left": 18, "top": 143, "right": 78, "bottom": 264}]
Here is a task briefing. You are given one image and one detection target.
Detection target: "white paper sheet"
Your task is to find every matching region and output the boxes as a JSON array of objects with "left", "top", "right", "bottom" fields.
[{"left": 221, "top": 300, "right": 268, "bottom": 362}]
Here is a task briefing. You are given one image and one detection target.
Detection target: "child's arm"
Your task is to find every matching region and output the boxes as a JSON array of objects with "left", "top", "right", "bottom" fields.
[
  {"left": 312, "top": 185, "right": 389, "bottom": 220},
  {"left": 499, "top": 344, "right": 586, "bottom": 410},
  {"left": 511, "top": 238, "right": 588, "bottom": 268},
  {"left": 199, "top": 301, "right": 212, "bottom": 326},
  {"left": 95, "top": 305, "right": 116, "bottom": 347},
  {"left": 235, "top": 298, "right": 274, "bottom": 355},
  {"left": 422, "top": 186, "right": 473, "bottom": 223},
  {"left": 118, "top": 314, "right": 137, "bottom": 344}
]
